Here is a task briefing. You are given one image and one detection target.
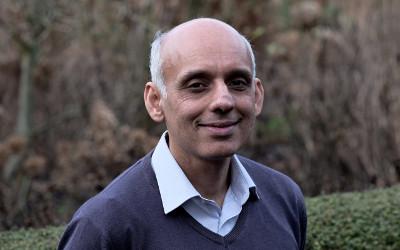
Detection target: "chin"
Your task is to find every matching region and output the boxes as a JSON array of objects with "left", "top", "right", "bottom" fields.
[{"left": 200, "top": 144, "right": 240, "bottom": 160}]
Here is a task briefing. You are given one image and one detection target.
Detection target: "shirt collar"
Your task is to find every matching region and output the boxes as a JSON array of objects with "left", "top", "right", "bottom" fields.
[
  {"left": 151, "top": 131, "right": 258, "bottom": 214},
  {"left": 230, "top": 154, "right": 259, "bottom": 203}
]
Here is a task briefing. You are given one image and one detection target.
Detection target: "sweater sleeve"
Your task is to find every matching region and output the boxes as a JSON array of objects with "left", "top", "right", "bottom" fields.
[
  {"left": 58, "top": 217, "right": 112, "bottom": 250},
  {"left": 298, "top": 194, "right": 307, "bottom": 250},
  {"left": 292, "top": 180, "right": 307, "bottom": 250}
]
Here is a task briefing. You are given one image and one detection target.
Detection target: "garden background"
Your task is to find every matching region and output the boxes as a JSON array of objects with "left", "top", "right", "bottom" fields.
[{"left": 0, "top": 0, "right": 399, "bottom": 237}]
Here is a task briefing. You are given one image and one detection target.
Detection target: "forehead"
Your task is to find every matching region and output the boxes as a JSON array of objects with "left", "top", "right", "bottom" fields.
[{"left": 161, "top": 21, "right": 252, "bottom": 81}]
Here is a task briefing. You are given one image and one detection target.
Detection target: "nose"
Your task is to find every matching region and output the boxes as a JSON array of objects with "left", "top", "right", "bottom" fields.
[{"left": 209, "top": 81, "right": 234, "bottom": 114}]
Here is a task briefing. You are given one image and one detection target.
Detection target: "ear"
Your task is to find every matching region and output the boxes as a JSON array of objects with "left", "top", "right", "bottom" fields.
[
  {"left": 144, "top": 82, "right": 165, "bottom": 122},
  {"left": 254, "top": 78, "right": 264, "bottom": 116}
]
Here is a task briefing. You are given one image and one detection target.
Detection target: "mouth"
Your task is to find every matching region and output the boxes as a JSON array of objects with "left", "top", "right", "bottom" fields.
[
  {"left": 198, "top": 119, "right": 241, "bottom": 128},
  {"left": 197, "top": 119, "right": 241, "bottom": 136}
]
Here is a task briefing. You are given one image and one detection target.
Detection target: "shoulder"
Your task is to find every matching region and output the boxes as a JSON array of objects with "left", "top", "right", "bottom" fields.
[
  {"left": 238, "top": 155, "right": 302, "bottom": 195},
  {"left": 238, "top": 155, "right": 306, "bottom": 215},
  {"left": 238, "top": 155, "right": 307, "bottom": 249},
  {"left": 59, "top": 151, "right": 160, "bottom": 249},
  {"left": 103, "top": 152, "right": 157, "bottom": 194},
  {"left": 78, "top": 151, "right": 160, "bottom": 219}
]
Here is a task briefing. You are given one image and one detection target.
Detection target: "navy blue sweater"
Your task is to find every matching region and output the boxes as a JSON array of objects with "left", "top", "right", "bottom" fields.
[{"left": 58, "top": 152, "right": 307, "bottom": 249}]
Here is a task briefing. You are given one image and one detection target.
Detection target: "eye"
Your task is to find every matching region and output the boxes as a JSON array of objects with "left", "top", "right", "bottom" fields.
[
  {"left": 187, "top": 80, "right": 208, "bottom": 93},
  {"left": 229, "top": 78, "right": 249, "bottom": 91}
]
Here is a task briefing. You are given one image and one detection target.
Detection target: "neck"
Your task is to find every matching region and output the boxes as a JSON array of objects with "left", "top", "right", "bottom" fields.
[{"left": 172, "top": 150, "right": 232, "bottom": 207}]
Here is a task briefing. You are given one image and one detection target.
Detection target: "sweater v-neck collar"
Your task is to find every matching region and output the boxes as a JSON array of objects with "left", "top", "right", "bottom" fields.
[
  {"left": 178, "top": 197, "right": 255, "bottom": 246},
  {"left": 141, "top": 150, "right": 259, "bottom": 245}
]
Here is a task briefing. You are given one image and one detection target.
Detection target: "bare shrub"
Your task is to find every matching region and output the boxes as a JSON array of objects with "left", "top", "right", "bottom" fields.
[{"left": 256, "top": 0, "right": 400, "bottom": 195}]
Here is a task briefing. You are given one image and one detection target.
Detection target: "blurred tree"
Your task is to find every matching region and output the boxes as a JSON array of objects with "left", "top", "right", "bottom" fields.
[
  {"left": 0, "top": 0, "right": 63, "bottom": 225},
  {"left": 0, "top": 0, "right": 57, "bottom": 180}
]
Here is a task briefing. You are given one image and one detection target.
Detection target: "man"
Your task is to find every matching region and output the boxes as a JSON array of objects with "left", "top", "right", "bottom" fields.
[{"left": 58, "top": 18, "right": 307, "bottom": 249}]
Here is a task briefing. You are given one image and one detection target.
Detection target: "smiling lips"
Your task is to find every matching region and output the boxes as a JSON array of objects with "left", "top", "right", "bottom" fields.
[{"left": 198, "top": 119, "right": 241, "bottom": 136}]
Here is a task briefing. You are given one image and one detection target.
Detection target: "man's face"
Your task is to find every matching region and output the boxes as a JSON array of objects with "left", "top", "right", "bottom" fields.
[{"left": 157, "top": 21, "right": 263, "bottom": 163}]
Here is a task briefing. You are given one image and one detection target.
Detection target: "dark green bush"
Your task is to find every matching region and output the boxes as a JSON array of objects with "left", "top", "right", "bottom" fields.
[
  {"left": 306, "top": 185, "right": 400, "bottom": 250},
  {"left": 0, "top": 226, "right": 63, "bottom": 250},
  {"left": 0, "top": 186, "right": 399, "bottom": 249}
]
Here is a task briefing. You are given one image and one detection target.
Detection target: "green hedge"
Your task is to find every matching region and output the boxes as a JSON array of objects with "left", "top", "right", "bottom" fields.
[
  {"left": 1, "top": 186, "right": 399, "bottom": 250},
  {"left": 306, "top": 185, "right": 400, "bottom": 250},
  {"left": 0, "top": 226, "right": 63, "bottom": 250}
]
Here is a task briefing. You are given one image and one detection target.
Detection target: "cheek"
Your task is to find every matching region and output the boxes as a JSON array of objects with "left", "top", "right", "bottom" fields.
[
  {"left": 163, "top": 98, "right": 203, "bottom": 125},
  {"left": 236, "top": 96, "right": 256, "bottom": 114},
  {"left": 178, "top": 95, "right": 208, "bottom": 115}
]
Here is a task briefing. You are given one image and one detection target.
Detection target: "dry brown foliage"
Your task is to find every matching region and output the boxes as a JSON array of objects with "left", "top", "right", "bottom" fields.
[
  {"left": 254, "top": 0, "right": 400, "bottom": 195},
  {"left": 0, "top": 99, "right": 157, "bottom": 229}
]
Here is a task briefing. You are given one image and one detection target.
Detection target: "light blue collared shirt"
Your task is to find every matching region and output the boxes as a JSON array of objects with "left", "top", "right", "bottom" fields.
[{"left": 151, "top": 131, "right": 258, "bottom": 236}]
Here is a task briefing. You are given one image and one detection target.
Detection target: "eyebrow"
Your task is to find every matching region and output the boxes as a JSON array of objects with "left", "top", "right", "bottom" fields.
[
  {"left": 178, "top": 68, "right": 252, "bottom": 85},
  {"left": 177, "top": 70, "right": 213, "bottom": 86},
  {"left": 225, "top": 69, "right": 252, "bottom": 81}
]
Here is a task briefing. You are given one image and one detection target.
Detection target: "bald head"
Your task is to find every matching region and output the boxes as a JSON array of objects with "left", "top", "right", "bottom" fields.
[
  {"left": 149, "top": 18, "right": 256, "bottom": 96},
  {"left": 168, "top": 18, "right": 235, "bottom": 34},
  {"left": 164, "top": 18, "right": 243, "bottom": 47}
]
